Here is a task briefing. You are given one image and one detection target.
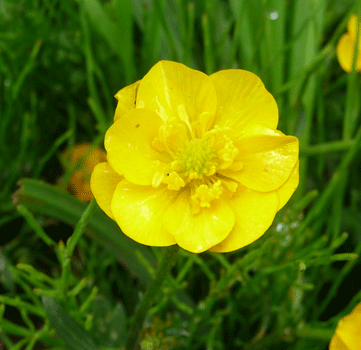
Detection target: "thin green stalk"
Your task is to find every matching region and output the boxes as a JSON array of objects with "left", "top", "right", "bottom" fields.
[
  {"left": 125, "top": 245, "right": 180, "bottom": 350},
  {"left": 12, "top": 40, "right": 42, "bottom": 100},
  {"left": 80, "top": 6, "right": 108, "bottom": 134},
  {"left": 185, "top": 1, "right": 195, "bottom": 67},
  {"left": 153, "top": 0, "right": 179, "bottom": 60},
  {"left": 33, "top": 129, "right": 73, "bottom": 179},
  {"left": 343, "top": 1, "right": 361, "bottom": 140},
  {"left": 331, "top": 172, "right": 348, "bottom": 240},
  {"left": 17, "top": 205, "right": 56, "bottom": 247},
  {"left": 60, "top": 199, "right": 97, "bottom": 295},
  {"left": 295, "top": 123, "right": 361, "bottom": 237},
  {"left": 295, "top": 326, "right": 333, "bottom": 340},
  {"left": 313, "top": 238, "right": 361, "bottom": 319},
  {"left": 300, "top": 139, "right": 356, "bottom": 155},
  {"left": 201, "top": 13, "right": 215, "bottom": 74},
  {"left": 66, "top": 199, "right": 97, "bottom": 257},
  {"left": 175, "top": 0, "right": 187, "bottom": 54}
]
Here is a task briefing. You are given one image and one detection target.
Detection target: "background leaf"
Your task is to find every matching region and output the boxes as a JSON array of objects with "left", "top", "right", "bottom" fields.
[{"left": 42, "top": 296, "right": 101, "bottom": 350}]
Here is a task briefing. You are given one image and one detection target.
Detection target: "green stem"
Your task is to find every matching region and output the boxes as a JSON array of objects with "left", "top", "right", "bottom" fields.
[
  {"left": 295, "top": 326, "right": 333, "bottom": 341},
  {"left": 125, "top": 245, "right": 180, "bottom": 350},
  {"left": 300, "top": 139, "right": 355, "bottom": 156}
]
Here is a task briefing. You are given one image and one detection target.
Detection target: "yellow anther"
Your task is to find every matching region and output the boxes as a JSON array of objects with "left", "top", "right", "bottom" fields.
[
  {"left": 170, "top": 160, "right": 182, "bottom": 172},
  {"left": 178, "top": 104, "right": 194, "bottom": 138},
  {"left": 189, "top": 172, "right": 200, "bottom": 180},
  {"left": 222, "top": 180, "right": 238, "bottom": 192},
  {"left": 152, "top": 137, "right": 166, "bottom": 152},
  {"left": 191, "top": 180, "right": 223, "bottom": 212},
  {"left": 231, "top": 161, "right": 243, "bottom": 172},
  {"left": 199, "top": 111, "right": 214, "bottom": 135},
  {"left": 152, "top": 122, "right": 239, "bottom": 203},
  {"left": 158, "top": 125, "right": 170, "bottom": 151},
  {"left": 178, "top": 104, "right": 190, "bottom": 124},
  {"left": 152, "top": 171, "right": 164, "bottom": 188},
  {"left": 164, "top": 171, "right": 185, "bottom": 191},
  {"left": 207, "top": 165, "right": 217, "bottom": 176},
  {"left": 215, "top": 135, "right": 239, "bottom": 169},
  {"left": 153, "top": 122, "right": 188, "bottom": 159}
]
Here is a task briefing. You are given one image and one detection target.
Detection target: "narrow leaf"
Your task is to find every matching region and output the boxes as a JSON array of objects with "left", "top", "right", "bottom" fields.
[{"left": 42, "top": 296, "right": 101, "bottom": 350}]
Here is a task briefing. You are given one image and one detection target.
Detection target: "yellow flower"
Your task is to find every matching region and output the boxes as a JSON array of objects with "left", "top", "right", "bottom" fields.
[
  {"left": 330, "top": 302, "right": 361, "bottom": 350},
  {"left": 337, "top": 15, "right": 361, "bottom": 72},
  {"left": 91, "top": 61, "right": 299, "bottom": 253},
  {"left": 62, "top": 143, "right": 106, "bottom": 202}
]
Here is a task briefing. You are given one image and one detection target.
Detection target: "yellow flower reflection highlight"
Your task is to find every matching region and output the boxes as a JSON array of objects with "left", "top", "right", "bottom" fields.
[
  {"left": 91, "top": 61, "right": 299, "bottom": 253},
  {"left": 337, "top": 15, "right": 361, "bottom": 72},
  {"left": 62, "top": 143, "right": 106, "bottom": 202},
  {"left": 330, "top": 302, "right": 361, "bottom": 350}
]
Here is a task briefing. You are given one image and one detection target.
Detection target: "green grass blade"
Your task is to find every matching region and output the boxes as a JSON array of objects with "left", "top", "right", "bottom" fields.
[
  {"left": 81, "top": 0, "right": 135, "bottom": 84},
  {"left": 42, "top": 296, "right": 101, "bottom": 350}
]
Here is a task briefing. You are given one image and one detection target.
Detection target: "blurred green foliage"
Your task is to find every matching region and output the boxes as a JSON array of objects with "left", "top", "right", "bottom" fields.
[{"left": 1, "top": 0, "right": 361, "bottom": 349}]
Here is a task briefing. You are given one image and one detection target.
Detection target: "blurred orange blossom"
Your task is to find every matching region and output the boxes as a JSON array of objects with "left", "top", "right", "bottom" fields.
[{"left": 62, "top": 143, "right": 106, "bottom": 202}]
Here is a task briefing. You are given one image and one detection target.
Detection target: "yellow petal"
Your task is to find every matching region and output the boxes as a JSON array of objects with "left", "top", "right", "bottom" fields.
[
  {"left": 336, "top": 33, "right": 361, "bottom": 72},
  {"left": 136, "top": 61, "right": 217, "bottom": 125},
  {"left": 105, "top": 108, "right": 171, "bottom": 186},
  {"left": 114, "top": 81, "right": 140, "bottom": 122},
  {"left": 210, "top": 70, "right": 278, "bottom": 138},
  {"left": 276, "top": 160, "right": 299, "bottom": 210},
  {"left": 329, "top": 333, "right": 350, "bottom": 350},
  {"left": 229, "top": 129, "right": 299, "bottom": 192},
  {"left": 347, "top": 15, "right": 360, "bottom": 41},
  {"left": 163, "top": 189, "right": 235, "bottom": 253},
  {"left": 333, "top": 303, "right": 361, "bottom": 350},
  {"left": 210, "top": 186, "right": 279, "bottom": 253},
  {"left": 90, "top": 162, "right": 123, "bottom": 219},
  {"left": 111, "top": 181, "right": 176, "bottom": 246}
]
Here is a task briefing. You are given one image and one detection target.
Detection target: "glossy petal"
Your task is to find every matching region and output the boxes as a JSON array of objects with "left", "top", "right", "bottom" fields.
[
  {"left": 111, "top": 181, "right": 176, "bottom": 246},
  {"left": 229, "top": 129, "right": 299, "bottom": 192},
  {"left": 90, "top": 162, "right": 123, "bottom": 219},
  {"left": 105, "top": 108, "right": 171, "bottom": 185},
  {"left": 210, "top": 70, "right": 278, "bottom": 138},
  {"left": 136, "top": 61, "right": 217, "bottom": 125},
  {"left": 276, "top": 161, "right": 299, "bottom": 210},
  {"left": 347, "top": 15, "right": 360, "bottom": 41},
  {"left": 329, "top": 334, "right": 350, "bottom": 350},
  {"left": 331, "top": 303, "right": 361, "bottom": 350},
  {"left": 114, "top": 81, "right": 140, "bottom": 122},
  {"left": 92, "top": 61, "right": 299, "bottom": 253},
  {"left": 210, "top": 186, "right": 279, "bottom": 252},
  {"left": 163, "top": 190, "right": 235, "bottom": 253},
  {"left": 336, "top": 33, "right": 361, "bottom": 72}
]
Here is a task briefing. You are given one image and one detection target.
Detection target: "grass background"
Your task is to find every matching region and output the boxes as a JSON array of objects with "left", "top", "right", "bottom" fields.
[{"left": 1, "top": 0, "right": 361, "bottom": 349}]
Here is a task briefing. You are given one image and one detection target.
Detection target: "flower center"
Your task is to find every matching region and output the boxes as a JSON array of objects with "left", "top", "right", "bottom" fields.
[
  {"left": 151, "top": 114, "right": 241, "bottom": 212},
  {"left": 180, "top": 138, "right": 216, "bottom": 180}
]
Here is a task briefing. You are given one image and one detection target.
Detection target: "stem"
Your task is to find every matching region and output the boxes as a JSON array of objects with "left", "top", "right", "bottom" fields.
[
  {"left": 125, "top": 245, "right": 180, "bottom": 350},
  {"left": 300, "top": 139, "right": 355, "bottom": 156},
  {"left": 295, "top": 326, "right": 333, "bottom": 341}
]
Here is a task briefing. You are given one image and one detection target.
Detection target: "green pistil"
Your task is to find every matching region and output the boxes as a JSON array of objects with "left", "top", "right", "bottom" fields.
[{"left": 181, "top": 139, "right": 215, "bottom": 179}]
